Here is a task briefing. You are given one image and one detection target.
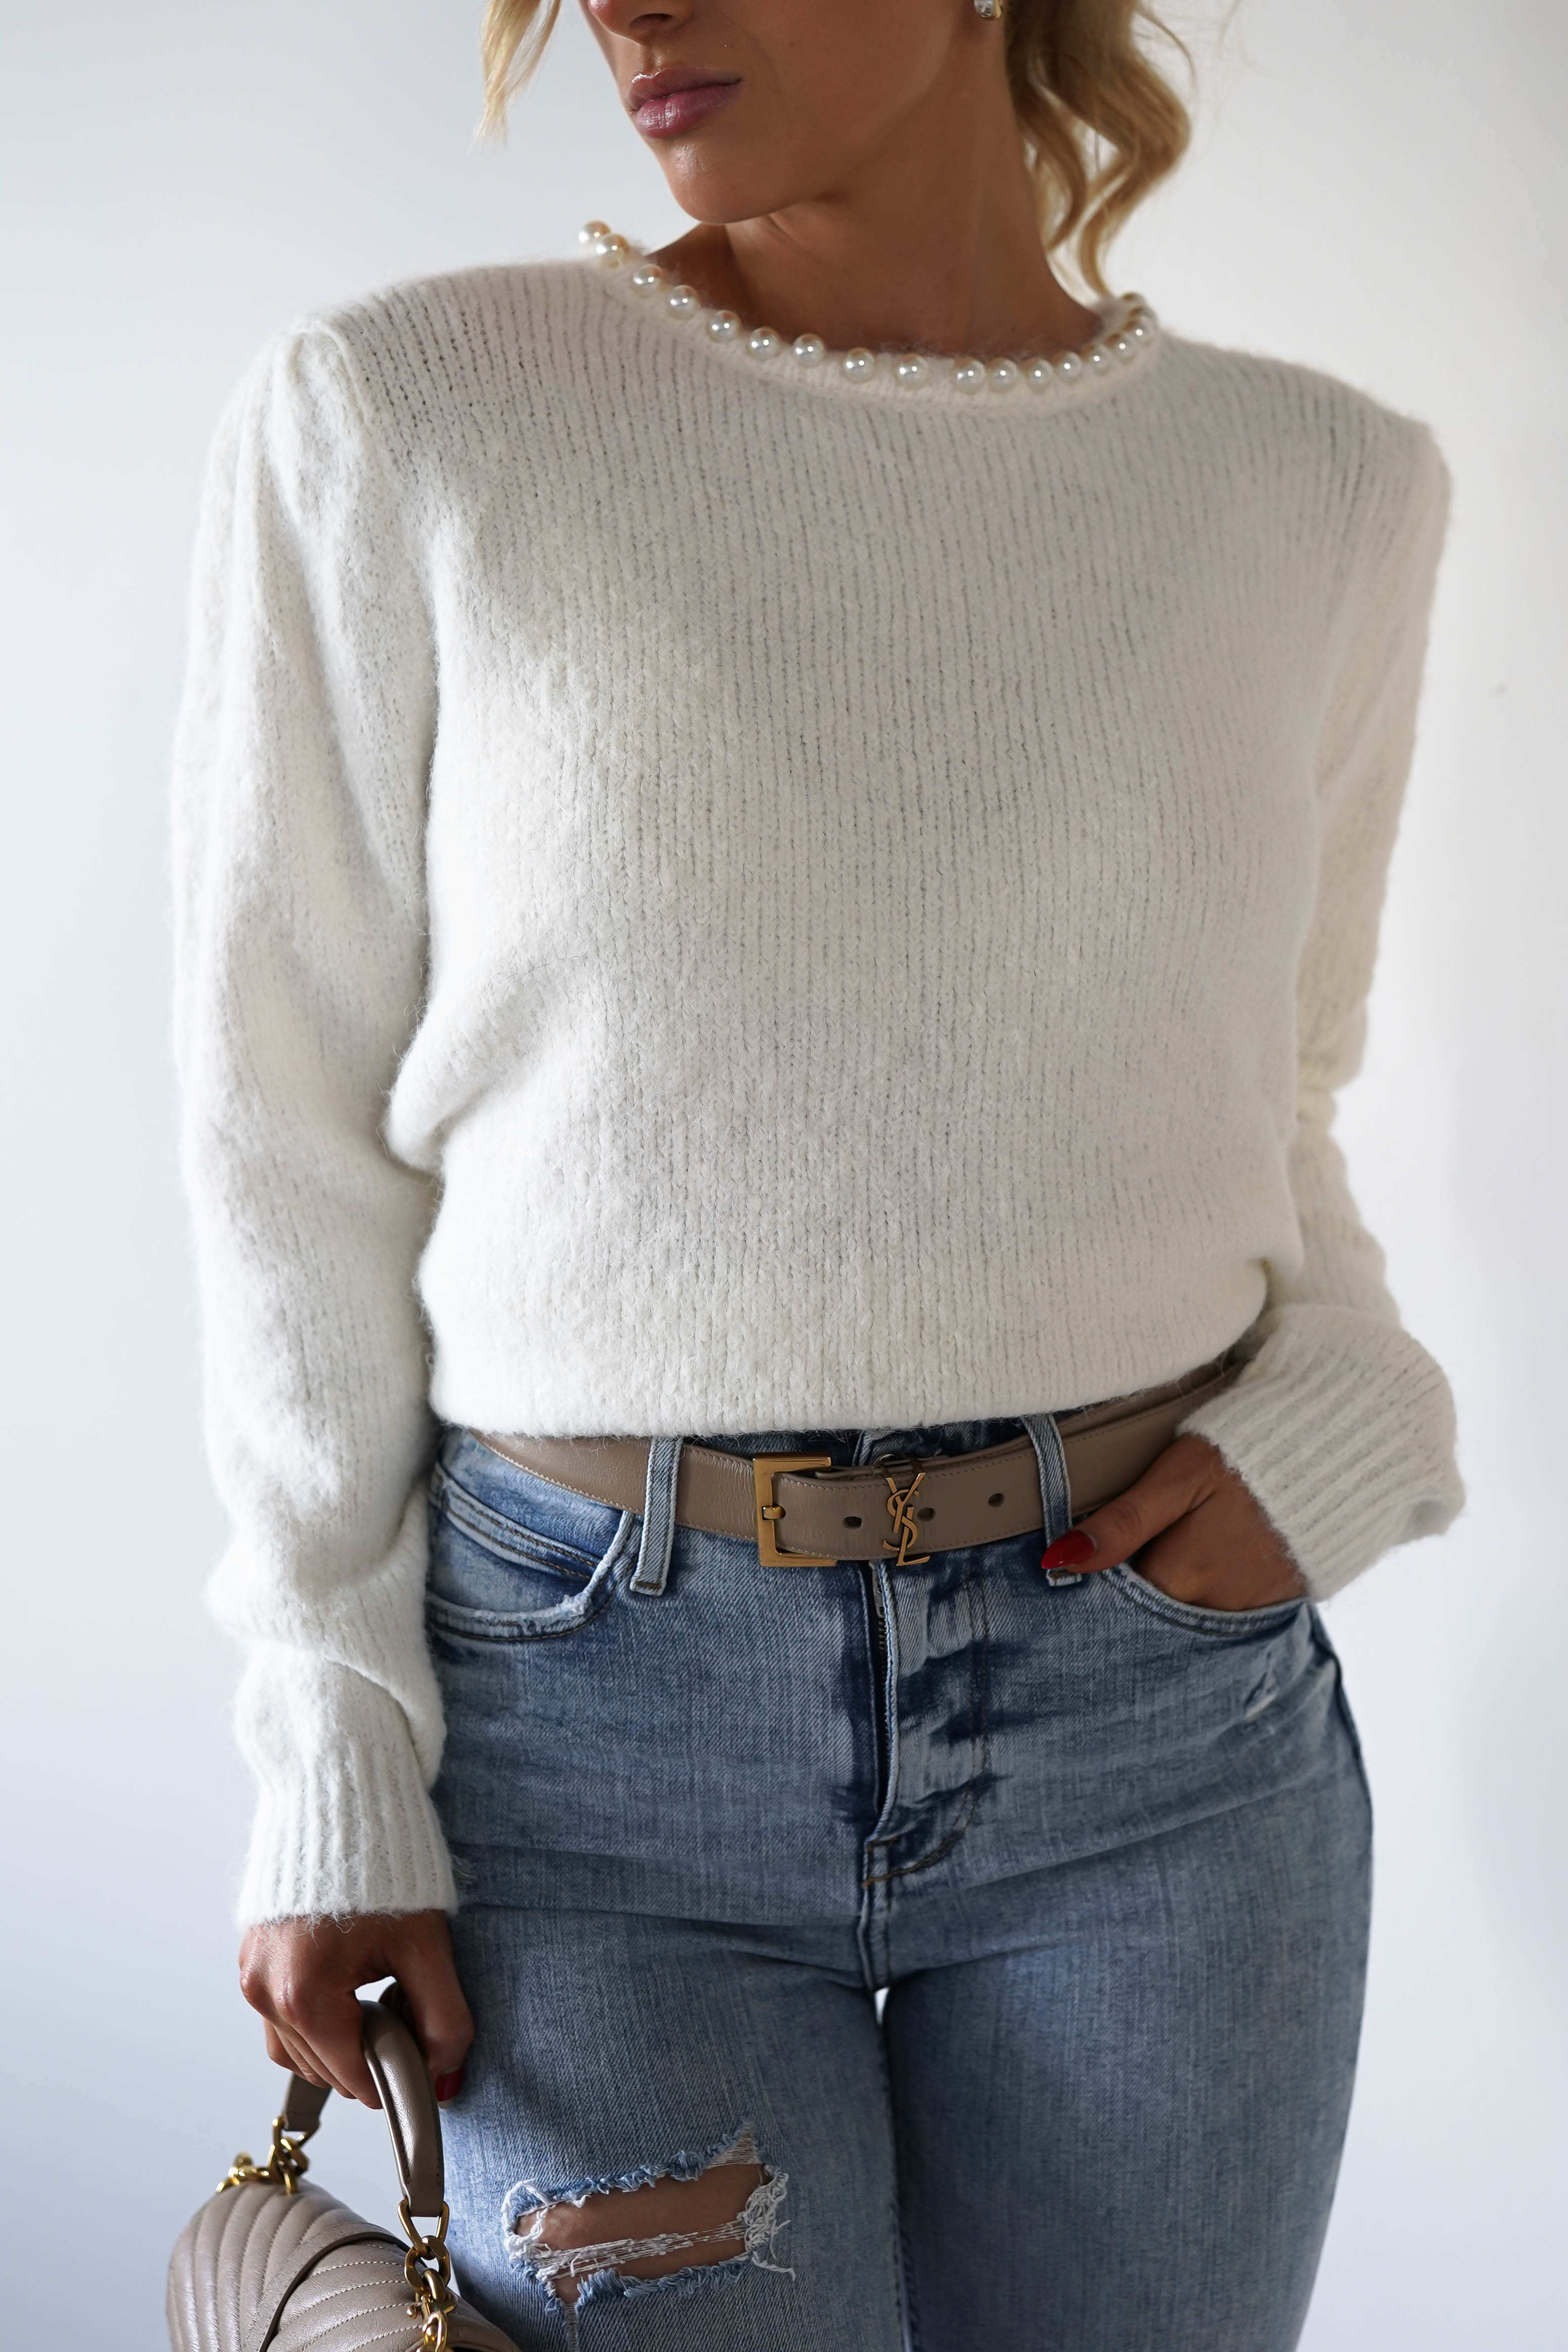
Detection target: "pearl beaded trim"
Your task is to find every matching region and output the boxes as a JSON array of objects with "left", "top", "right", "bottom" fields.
[{"left": 579, "top": 221, "right": 1160, "bottom": 405}]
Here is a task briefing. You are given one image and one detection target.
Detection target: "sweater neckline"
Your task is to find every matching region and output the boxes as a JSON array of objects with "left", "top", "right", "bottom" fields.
[{"left": 581, "top": 222, "right": 1163, "bottom": 417}]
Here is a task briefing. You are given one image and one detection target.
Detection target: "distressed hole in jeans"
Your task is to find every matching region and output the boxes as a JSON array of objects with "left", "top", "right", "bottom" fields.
[{"left": 513, "top": 2126, "right": 791, "bottom": 2310}]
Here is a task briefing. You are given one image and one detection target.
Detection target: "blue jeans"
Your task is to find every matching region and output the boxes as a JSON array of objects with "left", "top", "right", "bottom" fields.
[{"left": 427, "top": 1415, "right": 1371, "bottom": 2349}]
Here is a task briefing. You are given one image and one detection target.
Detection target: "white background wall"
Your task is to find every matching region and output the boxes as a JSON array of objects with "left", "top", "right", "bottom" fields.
[{"left": 2, "top": 3, "right": 1562, "bottom": 2343}]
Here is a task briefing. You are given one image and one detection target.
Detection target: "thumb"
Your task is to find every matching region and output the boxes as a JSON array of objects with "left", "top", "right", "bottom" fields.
[{"left": 1040, "top": 1439, "right": 1211, "bottom": 1577}]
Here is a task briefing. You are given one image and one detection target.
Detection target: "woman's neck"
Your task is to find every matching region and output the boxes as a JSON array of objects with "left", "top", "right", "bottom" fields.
[{"left": 653, "top": 93, "right": 1102, "bottom": 361}]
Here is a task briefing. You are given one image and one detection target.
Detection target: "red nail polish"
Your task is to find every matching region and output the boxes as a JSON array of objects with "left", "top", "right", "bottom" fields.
[
  {"left": 1041, "top": 1530, "right": 1097, "bottom": 1572},
  {"left": 435, "top": 2070, "right": 464, "bottom": 2103}
]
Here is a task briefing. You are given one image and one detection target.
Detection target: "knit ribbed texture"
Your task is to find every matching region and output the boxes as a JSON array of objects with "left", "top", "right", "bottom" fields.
[
  {"left": 1182, "top": 1305, "right": 1459, "bottom": 1601},
  {"left": 173, "top": 259, "right": 1462, "bottom": 1922},
  {"left": 236, "top": 1651, "right": 459, "bottom": 1922}
]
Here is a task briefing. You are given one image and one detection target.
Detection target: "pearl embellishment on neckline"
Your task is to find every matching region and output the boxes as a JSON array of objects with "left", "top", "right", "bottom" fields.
[{"left": 583, "top": 222, "right": 1159, "bottom": 404}]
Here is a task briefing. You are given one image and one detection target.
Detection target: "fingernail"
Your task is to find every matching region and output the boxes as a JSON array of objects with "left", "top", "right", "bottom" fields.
[
  {"left": 1040, "top": 1530, "right": 1097, "bottom": 1572},
  {"left": 434, "top": 2070, "right": 464, "bottom": 2103}
]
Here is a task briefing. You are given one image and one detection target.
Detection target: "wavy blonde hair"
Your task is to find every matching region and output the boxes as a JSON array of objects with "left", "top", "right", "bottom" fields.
[{"left": 480, "top": 0, "right": 1189, "bottom": 292}]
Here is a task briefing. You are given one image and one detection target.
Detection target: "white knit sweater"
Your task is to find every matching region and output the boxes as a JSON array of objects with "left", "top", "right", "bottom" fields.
[{"left": 173, "top": 252, "right": 1462, "bottom": 1925}]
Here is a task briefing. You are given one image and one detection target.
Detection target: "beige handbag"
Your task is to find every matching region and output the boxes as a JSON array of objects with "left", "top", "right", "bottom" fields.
[{"left": 167, "top": 1999, "right": 518, "bottom": 2352}]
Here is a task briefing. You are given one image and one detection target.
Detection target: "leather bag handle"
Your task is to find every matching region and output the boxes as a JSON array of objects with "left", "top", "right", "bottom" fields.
[
  {"left": 359, "top": 1996, "right": 447, "bottom": 2219},
  {"left": 277, "top": 1996, "right": 446, "bottom": 2220}
]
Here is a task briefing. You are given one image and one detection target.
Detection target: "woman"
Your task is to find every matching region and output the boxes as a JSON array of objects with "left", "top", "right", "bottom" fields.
[{"left": 174, "top": 0, "right": 1463, "bottom": 2341}]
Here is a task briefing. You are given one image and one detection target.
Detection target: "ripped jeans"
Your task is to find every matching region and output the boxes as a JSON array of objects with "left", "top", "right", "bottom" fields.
[{"left": 426, "top": 1412, "right": 1371, "bottom": 2350}]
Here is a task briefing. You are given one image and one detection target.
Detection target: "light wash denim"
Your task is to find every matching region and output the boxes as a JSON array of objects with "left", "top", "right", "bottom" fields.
[{"left": 427, "top": 1412, "right": 1371, "bottom": 2350}]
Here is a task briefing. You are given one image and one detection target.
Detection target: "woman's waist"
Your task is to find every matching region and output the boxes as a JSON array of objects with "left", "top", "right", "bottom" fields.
[
  {"left": 464, "top": 1346, "right": 1244, "bottom": 1566},
  {"left": 422, "top": 1217, "right": 1270, "bottom": 1445}
]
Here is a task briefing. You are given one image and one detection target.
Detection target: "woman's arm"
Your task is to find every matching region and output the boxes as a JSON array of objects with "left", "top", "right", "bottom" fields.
[
  {"left": 174, "top": 322, "right": 455, "bottom": 1931},
  {"left": 1053, "top": 417, "right": 1463, "bottom": 1605},
  {"left": 1174, "top": 418, "right": 1463, "bottom": 1598}
]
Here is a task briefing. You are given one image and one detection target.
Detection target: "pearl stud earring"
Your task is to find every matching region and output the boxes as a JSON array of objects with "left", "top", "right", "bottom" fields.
[{"left": 974, "top": 0, "right": 1002, "bottom": 16}]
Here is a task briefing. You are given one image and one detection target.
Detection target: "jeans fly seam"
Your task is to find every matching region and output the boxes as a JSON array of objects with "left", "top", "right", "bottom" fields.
[{"left": 861, "top": 1559, "right": 992, "bottom": 1888}]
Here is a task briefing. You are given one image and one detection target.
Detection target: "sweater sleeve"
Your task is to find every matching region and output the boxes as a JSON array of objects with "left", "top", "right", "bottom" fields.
[
  {"left": 1180, "top": 420, "right": 1464, "bottom": 1598},
  {"left": 173, "top": 323, "right": 456, "bottom": 1923}
]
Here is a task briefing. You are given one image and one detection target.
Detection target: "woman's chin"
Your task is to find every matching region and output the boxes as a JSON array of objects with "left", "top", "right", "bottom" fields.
[{"left": 654, "top": 153, "right": 827, "bottom": 234}]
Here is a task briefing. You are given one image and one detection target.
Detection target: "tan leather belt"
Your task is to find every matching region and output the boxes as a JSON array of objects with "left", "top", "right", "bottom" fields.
[{"left": 476, "top": 1353, "right": 1237, "bottom": 1567}]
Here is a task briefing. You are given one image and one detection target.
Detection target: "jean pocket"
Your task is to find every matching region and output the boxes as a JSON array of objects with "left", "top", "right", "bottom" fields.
[
  {"left": 425, "top": 1441, "right": 637, "bottom": 1643},
  {"left": 1106, "top": 1561, "right": 1307, "bottom": 1640}
]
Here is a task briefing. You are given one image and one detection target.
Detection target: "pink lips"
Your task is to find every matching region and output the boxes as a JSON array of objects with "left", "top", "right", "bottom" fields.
[{"left": 629, "top": 69, "right": 740, "bottom": 139}]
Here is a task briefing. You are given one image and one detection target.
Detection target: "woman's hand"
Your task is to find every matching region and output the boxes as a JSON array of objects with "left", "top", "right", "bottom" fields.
[
  {"left": 238, "top": 1909, "right": 474, "bottom": 2109},
  {"left": 1040, "top": 1434, "right": 1307, "bottom": 1610}
]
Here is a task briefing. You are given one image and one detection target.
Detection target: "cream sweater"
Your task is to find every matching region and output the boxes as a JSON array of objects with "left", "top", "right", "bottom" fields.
[{"left": 173, "top": 251, "right": 1462, "bottom": 1925}]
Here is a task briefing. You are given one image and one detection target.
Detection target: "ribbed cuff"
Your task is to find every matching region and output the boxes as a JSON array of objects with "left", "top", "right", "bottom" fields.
[
  {"left": 1180, "top": 1303, "right": 1463, "bottom": 1600},
  {"left": 236, "top": 1703, "right": 458, "bottom": 1927}
]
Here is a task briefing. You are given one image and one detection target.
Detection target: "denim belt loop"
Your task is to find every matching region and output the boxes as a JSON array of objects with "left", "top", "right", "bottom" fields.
[
  {"left": 1019, "top": 1412, "right": 1075, "bottom": 1571},
  {"left": 630, "top": 1436, "right": 683, "bottom": 1595}
]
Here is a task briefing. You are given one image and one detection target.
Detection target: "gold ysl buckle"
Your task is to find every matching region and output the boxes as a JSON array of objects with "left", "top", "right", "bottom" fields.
[
  {"left": 752, "top": 1453, "right": 837, "bottom": 1566},
  {"left": 883, "top": 1466, "right": 932, "bottom": 1567}
]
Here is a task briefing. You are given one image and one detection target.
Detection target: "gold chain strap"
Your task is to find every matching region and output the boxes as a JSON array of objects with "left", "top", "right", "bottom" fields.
[
  {"left": 400, "top": 2197, "right": 457, "bottom": 2352},
  {"left": 216, "top": 2113, "right": 317, "bottom": 2197},
  {"left": 216, "top": 2110, "right": 454, "bottom": 2346}
]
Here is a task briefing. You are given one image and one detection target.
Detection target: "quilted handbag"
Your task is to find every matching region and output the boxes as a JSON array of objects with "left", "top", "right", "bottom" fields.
[{"left": 167, "top": 1998, "right": 518, "bottom": 2352}]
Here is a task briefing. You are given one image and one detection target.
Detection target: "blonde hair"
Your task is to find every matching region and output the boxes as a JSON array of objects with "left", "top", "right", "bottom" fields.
[{"left": 480, "top": 0, "right": 1189, "bottom": 293}]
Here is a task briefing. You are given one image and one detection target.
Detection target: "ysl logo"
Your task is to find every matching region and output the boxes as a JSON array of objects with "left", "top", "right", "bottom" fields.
[{"left": 884, "top": 1469, "right": 932, "bottom": 1567}]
